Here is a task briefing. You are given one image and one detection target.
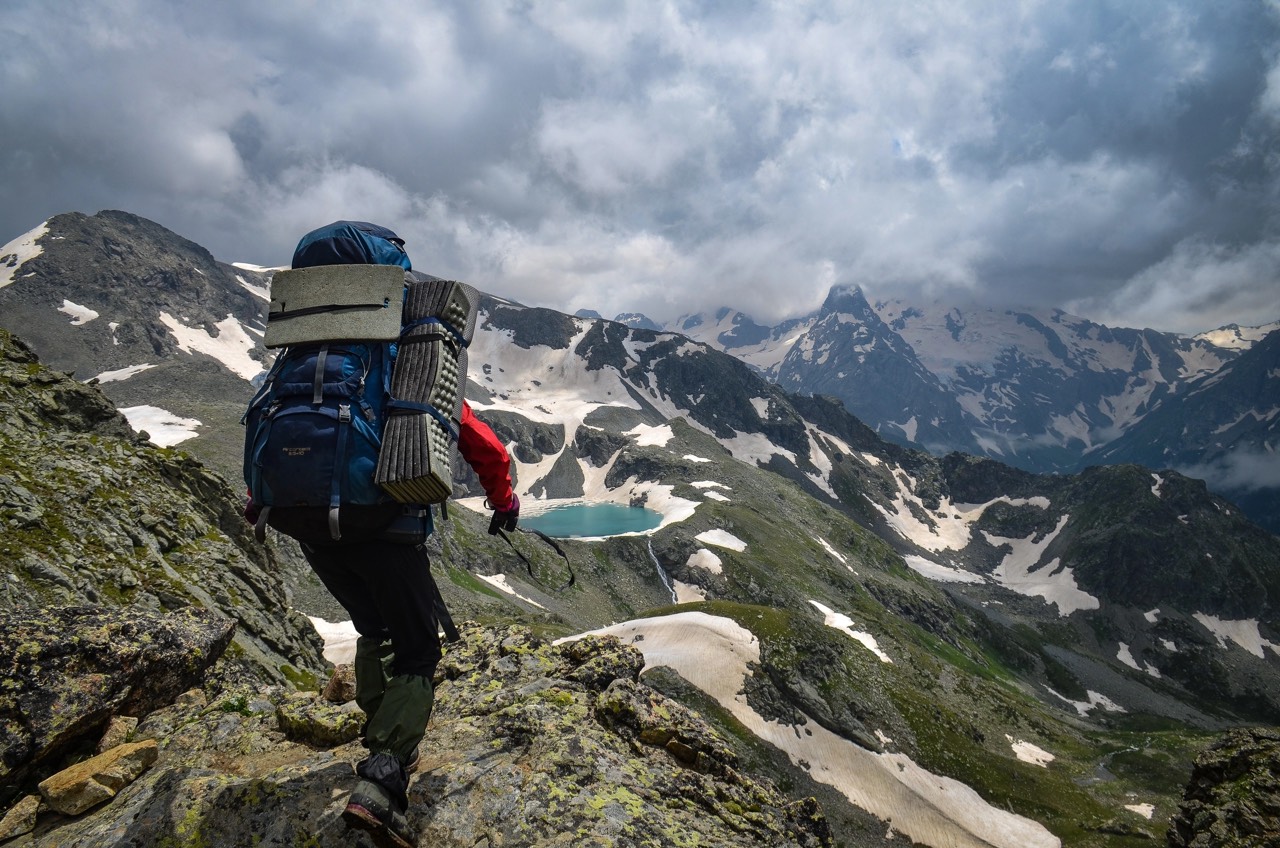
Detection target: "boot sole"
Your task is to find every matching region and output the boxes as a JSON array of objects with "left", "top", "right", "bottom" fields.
[{"left": 343, "top": 802, "right": 414, "bottom": 848}]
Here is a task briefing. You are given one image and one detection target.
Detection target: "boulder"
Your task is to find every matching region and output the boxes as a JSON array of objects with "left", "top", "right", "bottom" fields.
[
  {"left": 1167, "top": 727, "right": 1280, "bottom": 847},
  {"left": 0, "top": 605, "right": 234, "bottom": 804},
  {"left": 38, "top": 740, "right": 158, "bottom": 815}
]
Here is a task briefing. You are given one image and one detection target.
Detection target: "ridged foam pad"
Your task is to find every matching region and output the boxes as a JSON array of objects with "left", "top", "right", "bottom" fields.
[{"left": 375, "top": 278, "right": 479, "bottom": 504}]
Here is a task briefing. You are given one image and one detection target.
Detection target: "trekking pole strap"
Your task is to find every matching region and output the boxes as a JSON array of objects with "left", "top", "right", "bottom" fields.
[{"left": 495, "top": 528, "right": 576, "bottom": 592}]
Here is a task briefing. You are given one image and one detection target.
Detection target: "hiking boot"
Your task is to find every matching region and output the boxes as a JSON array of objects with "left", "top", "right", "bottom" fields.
[{"left": 343, "top": 778, "right": 415, "bottom": 848}]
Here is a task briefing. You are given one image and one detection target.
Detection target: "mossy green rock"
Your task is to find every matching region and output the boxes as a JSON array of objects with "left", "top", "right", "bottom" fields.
[{"left": 18, "top": 623, "right": 832, "bottom": 847}]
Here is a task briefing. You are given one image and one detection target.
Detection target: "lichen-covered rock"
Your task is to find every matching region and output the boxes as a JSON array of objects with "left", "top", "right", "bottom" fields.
[
  {"left": 21, "top": 623, "right": 832, "bottom": 847},
  {"left": 38, "top": 740, "right": 158, "bottom": 815},
  {"left": 0, "top": 794, "right": 40, "bottom": 841},
  {"left": 1167, "top": 727, "right": 1280, "bottom": 848},
  {"left": 275, "top": 693, "right": 363, "bottom": 747},
  {"left": 0, "top": 605, "right": 233, "bottom": 805},
  {"left": 0, "top": 327, "right": 328, "bottom": 691}
]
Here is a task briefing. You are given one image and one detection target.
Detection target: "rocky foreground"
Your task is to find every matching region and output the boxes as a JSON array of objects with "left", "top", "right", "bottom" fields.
[{"left": 0, "top": 607, "right": 830, "bottom": 847}]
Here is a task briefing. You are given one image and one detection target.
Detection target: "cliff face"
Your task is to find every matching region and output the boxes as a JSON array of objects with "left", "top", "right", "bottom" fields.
[{"left": 0, "top": 327, "right": 326, "bottom": 685}]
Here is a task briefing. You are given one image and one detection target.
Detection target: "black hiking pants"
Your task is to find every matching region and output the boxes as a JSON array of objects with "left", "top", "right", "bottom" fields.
[{"left": 300, "top": 539, "right": 442, "bottom": 680}]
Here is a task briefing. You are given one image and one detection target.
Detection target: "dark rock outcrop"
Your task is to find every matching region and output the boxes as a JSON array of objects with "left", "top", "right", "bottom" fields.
[{"left": 1167, "top": 728, "right": 1280, "bottom": 848}]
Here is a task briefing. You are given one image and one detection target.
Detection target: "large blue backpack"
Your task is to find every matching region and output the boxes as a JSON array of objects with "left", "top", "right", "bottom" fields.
[{"left": 242, "top": 222, "right": 424, "bottom": 542}]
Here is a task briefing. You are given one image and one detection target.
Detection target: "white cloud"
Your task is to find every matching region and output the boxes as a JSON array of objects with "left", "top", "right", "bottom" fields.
[{"left": 1, "top": 0, "right": 1277, "bottom": 332}]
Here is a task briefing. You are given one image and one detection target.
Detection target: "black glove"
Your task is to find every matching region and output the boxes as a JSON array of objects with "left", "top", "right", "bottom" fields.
[
  {"left": 488, "top": 493, "right": 520, "bottom": 535},
  {"left": 243, "top": 495, "right": 261, "bottom": 526}
]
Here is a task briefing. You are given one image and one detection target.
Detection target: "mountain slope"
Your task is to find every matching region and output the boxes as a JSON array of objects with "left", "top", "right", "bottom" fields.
[{"left": 1090, "top": 330, "right": 1280, "bottom": 535}]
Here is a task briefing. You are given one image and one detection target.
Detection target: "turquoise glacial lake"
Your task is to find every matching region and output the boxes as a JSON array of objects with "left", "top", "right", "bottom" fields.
[{"left": 521, "top": 503, "right": 663, "bottom": 538}]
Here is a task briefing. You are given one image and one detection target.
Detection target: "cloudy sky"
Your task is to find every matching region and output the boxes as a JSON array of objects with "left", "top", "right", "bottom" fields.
[{"left": 3, "top": 1, "right": 1278, "bottom": 332}]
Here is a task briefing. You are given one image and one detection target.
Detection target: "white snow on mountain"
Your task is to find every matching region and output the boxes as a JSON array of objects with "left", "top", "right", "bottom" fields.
[
  {"left": 667, "top": 310, "right": 815, "bottom": 374},
  {"left": 560, "top": 613, "right": 1060, "bottom": 848},
  {"left": 695, "top": 529, "right": 747, "bottom": 551},
  {"left": 59, "top": 299, "right": 99, "bottom": 325},
  {"left": 984, "top": 516, "right": 1099, "bottom": 616},
  {"left": 92, "top": 363, "right": 157, "bottom": 383},
  {"left": 477, "top": 573, "right": 546, "bottom": 609},
  {"left": 686, "top": 548, "right": 723, "bottom": 574},
  {"left": 119, "top": 405, "right": 202, "bottom": 446},
  {"left": 809, "top": 600, "right": 893, "bottom": 663},
  {"left": 0, "top": 221, "right": 48, "bottom": 288},
  {"left": 902, "top": 555, "right": 985, "bottom": 584},
  {"left": 1006, "top": 736, "right": 1055, "bottom": 768},
  {"left": 1193, "top": 613, "right": 1280, "bottom": 658},
  {"left": 1044, "top": 686, "right": 1126, "bottom": 717},
  {"left": 868, "top": 463, "right": 1052, "bottom": 555},
  {"left": 237, "top": 274, "right": 271, "bottom": 301},
  {"left": 1195, "top": 322, "right": 1280, "bottom": 350},
  {"left": 158, "top": 311, "right": 263, "bottom": 380}
]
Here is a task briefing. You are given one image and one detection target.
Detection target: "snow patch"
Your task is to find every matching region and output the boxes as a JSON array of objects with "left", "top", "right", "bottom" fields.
[
  {"left": 308, "top": 616, "right": 357, "bottom": 665},
  {"left": 691, "top": 480, "right": 728, "bottom": 489},
  {"left": 749, "top": 397, "right": 770, "bottom": 418},
  {"left": 687, "top": 548, "right": 723, "bottom": 574},
  {"left": 120, "top": 405, "right": 202, "bottom": 446},
  {"left": 1006, "top": 735, "right": 1055, "bottom": 767},
  {"left": 673, "top": 580, "right": 706, "bottom": 603},
  {"left": 809, "top": 600, "right": 893, "bottom": 663},
  {"left": 1194, "top": 613, "right": 1280, "bottom": 658},
  {"left": 59, "top": 299, "right": 99, "bottom": 325},
  {"left": 1125, "top": 804, "right": 1155, "bottom": 820},
  {"left": 0, "top": 222, "right": 48, "bottom": 288},
  {"left": 92, "top": 363, "right": 157, "bottom": 383},
  {"left": 695, "top": 529, "right": 746, "bottom": 552},
  {"left": 984, "top": 516, "right": 1099, "bottom": 616},
  {"left": 237, "top": 274, "right": 271, "bottom": 301},
  {"left": 817, "top": 537, "right": 847, "bottom": 564},
  {"left": 903, "top": 554, "right": 985, "bottom": 584},
  {"left": 477, "top": 573, "right": 546, "bottom": 609},
  {"left": 1150, "top": 474, "right": 1164, "bottom": 497},
  {"left": 683, "top": 454, "right": 712, "bottom": 463},
  {"left": 720, "top": 429, "right": 795, "bottom": 466},
  {"left": 158, "top": 311, "right": 262, "bottom": 380},
  {"left": 1045, "top": 686, "right": 1126, "bottom": 717},
  {"left": 627, "top": 423, "right": 674, "bottom": 447},
  {"left": 703, "top": 491, "right": 731, "bottom": 502},
  {"left": 1144, "top": 608, "right": 1160, "bottom": 623}
]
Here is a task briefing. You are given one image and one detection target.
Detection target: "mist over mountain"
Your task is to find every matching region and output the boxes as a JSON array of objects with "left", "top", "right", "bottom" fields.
[{"left": 3, "top": 210, "right": 1280, "bottom": 846}]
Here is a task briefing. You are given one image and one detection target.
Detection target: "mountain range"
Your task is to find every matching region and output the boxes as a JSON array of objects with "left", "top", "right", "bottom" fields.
[
  {"left": 664, "top": 287, "right": 1279, "bottom": 535},
  {"left": 3, "top": 209, "right": 1280, "bottom": 846}
]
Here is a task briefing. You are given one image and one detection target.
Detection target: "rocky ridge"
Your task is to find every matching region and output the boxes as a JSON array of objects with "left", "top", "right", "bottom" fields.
[
  {"left": 0, "top": 327, "right": 326, "bottom": 687},
  {"left": 3, "top": 616, "right": 834, "bottom": 848}
]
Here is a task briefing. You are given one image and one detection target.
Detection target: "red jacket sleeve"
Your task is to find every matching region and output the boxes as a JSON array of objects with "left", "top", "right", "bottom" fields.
[{"left": 458, "top": 401, "right": 515, "bottom": 509}]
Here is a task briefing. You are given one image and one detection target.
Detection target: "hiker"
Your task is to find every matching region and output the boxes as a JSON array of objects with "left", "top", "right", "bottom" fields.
[{"left": 244, "top": 221, "right": 520, "bottom": 848}]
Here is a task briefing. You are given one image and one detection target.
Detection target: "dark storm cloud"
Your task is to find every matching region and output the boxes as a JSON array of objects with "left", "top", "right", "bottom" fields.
[{"left": 2, "top": 0, "right": 1277, "bottom": 333}]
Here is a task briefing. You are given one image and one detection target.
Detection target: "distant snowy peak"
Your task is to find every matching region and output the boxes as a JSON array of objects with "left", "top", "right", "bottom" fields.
[
  {"left": 665, "top": 307, "right": 816, "bottom": 375},
  {"left": 1195, "top": 321, "right": 1280, "bottom": 351},
  {"left": 613, "top": 312, "right": 661, "bottom": 331}
]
